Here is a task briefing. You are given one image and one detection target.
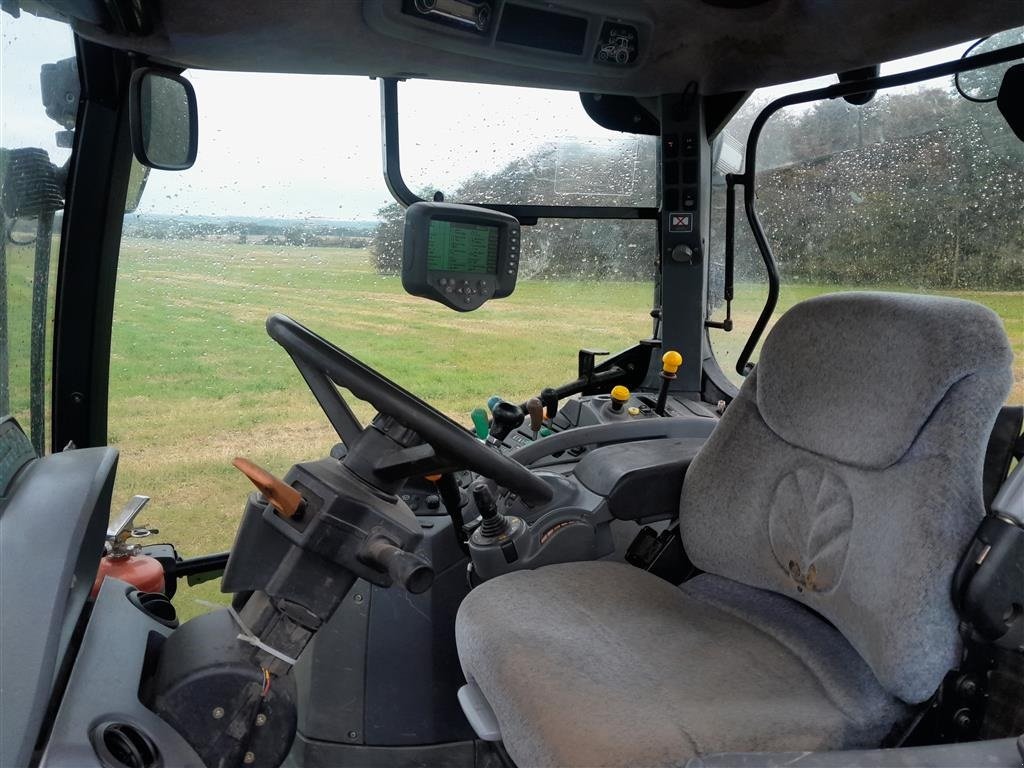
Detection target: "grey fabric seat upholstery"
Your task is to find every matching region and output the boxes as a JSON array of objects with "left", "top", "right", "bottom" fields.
[
  {"left": 458, "top": 563, "right": 906, "bottom": 767},
  {"left": 456, "top": 293, "right": 1013, "bottom": 767}
]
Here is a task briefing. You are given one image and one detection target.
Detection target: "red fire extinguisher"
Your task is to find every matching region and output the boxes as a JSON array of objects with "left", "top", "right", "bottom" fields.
[{"left": 91, "top": 495, "right": 166, "bottom": 598}]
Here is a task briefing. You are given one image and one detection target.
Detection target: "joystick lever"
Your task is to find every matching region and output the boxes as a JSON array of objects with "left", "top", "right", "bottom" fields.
[
  {"left": 489, "top": 400, "right": 524, "bottom": 442},
  {"left": 473, "top": 482, "right": 510, "bottom": 538},
  {"left": 655, "top": 351, "right": 682, "bottom": 416}
]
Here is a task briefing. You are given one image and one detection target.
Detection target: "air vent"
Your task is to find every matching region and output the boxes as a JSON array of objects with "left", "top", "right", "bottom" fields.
[
  {"left": 128, "top": 590, "right": 178, "bottom": 628},
  {"left": 92, "top": 722, "right": 160, "bottom": 768}
]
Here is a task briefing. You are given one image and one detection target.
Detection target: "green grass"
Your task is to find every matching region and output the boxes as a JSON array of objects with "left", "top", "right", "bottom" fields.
[{"left": 4, "top": 237, "right": 1022, "bottom": 618}]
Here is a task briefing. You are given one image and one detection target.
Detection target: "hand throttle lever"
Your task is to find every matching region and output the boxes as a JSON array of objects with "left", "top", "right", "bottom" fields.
[{"left": 360, "top": 537, "right": 435, "bottom": 594}]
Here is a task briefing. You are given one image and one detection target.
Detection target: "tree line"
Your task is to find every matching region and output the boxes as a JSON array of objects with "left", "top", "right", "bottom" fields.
[{"left": 121, "top": 214, "right": 374, "bottom": 248}]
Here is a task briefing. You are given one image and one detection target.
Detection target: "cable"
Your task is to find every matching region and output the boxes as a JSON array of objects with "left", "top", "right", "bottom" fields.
[{"left": 955, "top": 37, "right": 997, "bottom": 103}]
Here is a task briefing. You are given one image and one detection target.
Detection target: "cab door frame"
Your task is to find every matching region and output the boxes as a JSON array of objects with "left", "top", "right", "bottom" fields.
[{"left": 51, "top": 37, "right": 134, "bottom": 452}]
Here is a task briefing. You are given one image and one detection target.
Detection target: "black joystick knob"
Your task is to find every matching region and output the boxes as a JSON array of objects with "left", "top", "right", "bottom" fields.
[
  {"left": 540, "top": 388, "right": 559, "bottom": 420},
  {"left": 489, "top": 401, "right": 524, "bottom": 441},
  {"left": 472, "top": 482, "right": 509, "bottom": 538}
]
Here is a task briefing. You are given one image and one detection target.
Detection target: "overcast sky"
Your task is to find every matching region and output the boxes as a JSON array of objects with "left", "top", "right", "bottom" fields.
[{"left": 2, "top": 11, "right": 1007, "bottom": 221}]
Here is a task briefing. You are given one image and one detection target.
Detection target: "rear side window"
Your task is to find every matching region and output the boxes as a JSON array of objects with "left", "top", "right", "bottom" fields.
[{"left": 707, "top": 38, "right": 1023, "bottom": 403}]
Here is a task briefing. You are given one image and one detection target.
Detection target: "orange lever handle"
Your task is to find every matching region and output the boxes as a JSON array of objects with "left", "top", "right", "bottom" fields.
[{"left": 232, "top": 457, "right": 304, "bottom": 519}]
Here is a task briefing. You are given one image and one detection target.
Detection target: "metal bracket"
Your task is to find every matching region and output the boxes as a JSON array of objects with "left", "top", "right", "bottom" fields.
[{"left": 578, "top": 348, "right": 609, "bottom": 382}]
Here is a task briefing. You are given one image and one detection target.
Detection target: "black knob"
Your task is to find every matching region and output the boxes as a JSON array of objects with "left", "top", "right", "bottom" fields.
[
  {"left": 489, "top": 401, "right": 524, "bottom": 441},
  {"left": 472, "top": 483, "right": 498, "bottom": 519},
  {"left": 540, "top": 388, "right": 559, "bottom": 420},
  {"left": 425, "top": 494, "right": 441, "bottom": 511}
]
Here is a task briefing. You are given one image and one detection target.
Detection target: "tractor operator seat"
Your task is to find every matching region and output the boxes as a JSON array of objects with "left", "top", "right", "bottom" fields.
[{"left": 456, "top": 292, "right": 1013, "bottom": 767}]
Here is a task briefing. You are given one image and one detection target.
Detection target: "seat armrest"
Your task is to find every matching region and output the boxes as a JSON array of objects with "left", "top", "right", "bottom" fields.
[{"left": 574, "top": 438, "right": 706, "bottom": 521}]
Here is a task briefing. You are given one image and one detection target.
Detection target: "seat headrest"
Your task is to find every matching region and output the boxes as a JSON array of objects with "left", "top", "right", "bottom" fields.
[{"left": 757, "top": 292, "right": 1013, "bottom": 469}]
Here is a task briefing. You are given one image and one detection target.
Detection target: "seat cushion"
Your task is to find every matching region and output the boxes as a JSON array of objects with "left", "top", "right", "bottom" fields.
[{"left": 456, "top": 562, "right": 906, "bottom": 768}]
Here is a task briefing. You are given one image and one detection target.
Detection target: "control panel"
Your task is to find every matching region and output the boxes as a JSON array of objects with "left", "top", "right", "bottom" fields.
[
  {"left": 500, "top": 390, "right": 717, "bottom": 451},
  {"left": 402, "top": 201, "right": 520, "bottom": 311}
]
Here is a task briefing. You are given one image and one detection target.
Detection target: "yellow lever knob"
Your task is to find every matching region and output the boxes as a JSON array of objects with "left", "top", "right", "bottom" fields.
[
  {"left": 662, "top": 350, "right": 683, "bottom": 374},
  {"left": 611, "top": 385, "right": 630, "bottom": 403}
]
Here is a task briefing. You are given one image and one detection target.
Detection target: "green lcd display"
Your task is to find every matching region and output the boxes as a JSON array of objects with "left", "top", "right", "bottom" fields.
[{"left": 426, "top": 220, "right": 499, "bottom": 274}]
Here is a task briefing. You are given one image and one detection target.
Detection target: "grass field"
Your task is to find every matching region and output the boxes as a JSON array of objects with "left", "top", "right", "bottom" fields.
[{"left": 4, "top": 238, "right": 1023, "bottom": 617}]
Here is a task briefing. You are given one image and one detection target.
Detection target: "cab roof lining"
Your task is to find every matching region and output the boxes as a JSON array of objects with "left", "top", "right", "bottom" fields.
[{"left": 62, "top": 0, "right": 1023, "bottom": 96}]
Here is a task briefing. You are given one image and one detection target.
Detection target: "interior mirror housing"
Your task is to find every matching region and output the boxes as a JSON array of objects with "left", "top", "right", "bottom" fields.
[{"left": 129, "top": 67, "right": 198, "bottom": 170}]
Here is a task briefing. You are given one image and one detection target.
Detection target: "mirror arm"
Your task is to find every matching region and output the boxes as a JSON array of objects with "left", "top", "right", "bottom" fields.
[{"left": 380, "top": 78, "right": 424, "bottom": 208}]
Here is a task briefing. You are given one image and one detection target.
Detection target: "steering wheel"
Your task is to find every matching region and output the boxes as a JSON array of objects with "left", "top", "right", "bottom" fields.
[{"left": 266, "top": 314, "right": 553, "bottom": 505}]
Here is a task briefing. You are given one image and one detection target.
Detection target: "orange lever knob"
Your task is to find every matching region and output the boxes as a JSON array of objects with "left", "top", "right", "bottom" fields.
[{"left": 233, "top": 457, "right": 304, "bottom": 519}]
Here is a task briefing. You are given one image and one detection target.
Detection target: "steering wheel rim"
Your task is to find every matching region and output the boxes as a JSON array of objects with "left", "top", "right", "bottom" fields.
[{"left": 266, "top": 314, "right": 554, "bottom": 505}]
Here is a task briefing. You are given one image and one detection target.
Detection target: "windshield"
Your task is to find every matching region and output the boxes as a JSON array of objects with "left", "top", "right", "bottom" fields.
[
  {"left": 396, "top": 80, "right": 657, "bottom": 208},
  {"left": 708, "top": 38, "right": 1023, "bottom": 403},
  {"left": 110, "top": 72, "right": 655, "bottom": 616}
]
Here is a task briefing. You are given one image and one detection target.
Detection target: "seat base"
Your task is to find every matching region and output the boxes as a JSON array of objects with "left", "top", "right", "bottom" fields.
[{"left": 457, "top": 562, "right": 907, "bottom": 768}]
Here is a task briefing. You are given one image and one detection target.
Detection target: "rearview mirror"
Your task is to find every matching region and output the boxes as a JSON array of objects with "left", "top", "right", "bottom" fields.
[{"left": 129, "top": 68, "right": 198, "bottom": 171}]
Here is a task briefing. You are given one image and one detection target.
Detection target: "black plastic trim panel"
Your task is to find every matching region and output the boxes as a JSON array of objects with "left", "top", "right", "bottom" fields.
[
  {"left": 40, "top": 579, "right": 204, "bottom": 767},
  {"left": 0, "top": 447, "right": 117, "bottom": 768}
]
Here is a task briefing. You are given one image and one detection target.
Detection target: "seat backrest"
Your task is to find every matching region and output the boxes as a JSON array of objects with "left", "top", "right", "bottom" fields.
[{"left": 680, "top": 292, "right": 1013, "bottom": 704}]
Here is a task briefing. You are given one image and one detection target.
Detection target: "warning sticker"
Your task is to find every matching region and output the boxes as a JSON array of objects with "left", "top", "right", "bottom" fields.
[{"left": 669, "top": 212, "right": 693, "bottom": 233}]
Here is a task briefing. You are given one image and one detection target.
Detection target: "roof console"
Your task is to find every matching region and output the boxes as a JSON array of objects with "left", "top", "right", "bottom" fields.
[{"left": 364, "top": 0, "right": 649, "bottom": 76}]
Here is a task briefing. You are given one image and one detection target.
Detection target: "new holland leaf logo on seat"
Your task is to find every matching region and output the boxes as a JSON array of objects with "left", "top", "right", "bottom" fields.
[
  {"left": 768, "top": 464, "right": 853, "bottom": 594},
  {"left": 669, "top": 213, "right": 693, "bottom": 232}
]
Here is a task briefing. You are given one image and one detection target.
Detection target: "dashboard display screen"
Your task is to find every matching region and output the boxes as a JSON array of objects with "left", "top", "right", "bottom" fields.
[{"left": 426, "top": 220, "right": 499, "bottom": 273}]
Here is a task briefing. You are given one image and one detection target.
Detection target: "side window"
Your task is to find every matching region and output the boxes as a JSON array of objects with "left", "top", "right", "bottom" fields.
[
  {"left": 708, "top": 44, "right": 1023, "bottom": 403},
  {"left": 0, "top": 11, "right": 77, "bottom": 453}
]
